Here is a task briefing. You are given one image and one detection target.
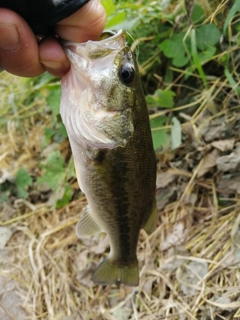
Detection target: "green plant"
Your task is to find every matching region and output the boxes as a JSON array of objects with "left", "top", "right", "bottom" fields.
[
  {"left": 37, "top": 150, "right": 75, "bottom": 208},
  {"left": 16, "top": 168, "right": 33, "bottom": 199},
  {"left": 104, "top": 0, "right": 239, "bottom": 151}
]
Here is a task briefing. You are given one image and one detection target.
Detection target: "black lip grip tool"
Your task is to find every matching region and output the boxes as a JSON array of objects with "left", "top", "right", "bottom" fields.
[{"left": 0, "top": 0, "right": 90, "bottom": 35}]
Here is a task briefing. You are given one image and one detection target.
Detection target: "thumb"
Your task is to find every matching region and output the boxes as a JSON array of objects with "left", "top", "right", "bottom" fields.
[{"left": 0, "top": 8, "right": 44, "bottom": 77}]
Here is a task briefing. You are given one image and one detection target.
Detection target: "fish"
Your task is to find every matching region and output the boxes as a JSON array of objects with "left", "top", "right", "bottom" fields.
[{"left": 60, "top": 29, "right": 157, "bottom": 287}]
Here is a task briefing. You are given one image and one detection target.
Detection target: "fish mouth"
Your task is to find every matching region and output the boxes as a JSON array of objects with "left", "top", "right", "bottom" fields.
[
  {"left": 98, "top": 30, "right": 117, "bottom": 41},
  {"left": 62, "top": 30, "right": 127, "bottom": 57},
  {"left": 97, "top": 30, "right": 124, "bottom": 42}
]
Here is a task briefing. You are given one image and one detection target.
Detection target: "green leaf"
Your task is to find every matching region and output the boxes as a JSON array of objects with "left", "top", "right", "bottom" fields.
[
  {"left": 156, "top": 90, "right": 175, "bottom": 108},
  {"left": 16, "top": 168, "right": 32, "bottom": 199},
  {"left": 101, "top": 0, "right": 115, "bottom": 16},
  {"left": 56, "top": 184, "right": 73, "bottom": 208},
  {"left": 47, "top": 86, "right": 61, "bottom": 115},
  {"left": 160, "top": 34, "right": 184, "bottom": 58},
  {"left": 37, "top": 151, "right": 66, "bottom": 192},
  {"left": 150, "top": 116, "right": 169, "bottom": 150},
  {"left": 197, "top": 45, "right": 216, "bottom": 63},
  {"left": 172, "top": 55, "right": 189, "bottom": 68},
  {"left": 160, "top": 32, "right": 190, "bottom": 67},
  {"left": 191, "top": 29, "right": 207, "bottom": 88},
  {"left": 147, "top": 89, "right": 175, "bottom": 109},
  {"left": 32, "top": 72, "right": 57, "bottom": 89},
  {"left": 146, "top": 95, "right": 157, "bottom": 105},
  {"left": 224, "top": 67, "right": 240, "bottom": 96},
  {"left": 191, "top": 4, "right": 206, "bottom": 24},
  {"left": 66, "top": 157, "right": 76, "bottom": 180},
  {"left": 53, "top": 121, "right": 67, "bottom": 143},
  {"left": 195, "top": 24, "right": 221, "bottom": 51},
  {"left": 223, "top": 0, "right": 240, "bottom": 34},
  {"left": 42, "top": 120, "right": 67, "bottom": 147},
  {"left": 43, "top": 128, "right": 55, "bottom": 146},
  {"left": 171, "top": 117, "right": 182, "bottom": 150},
  {"left": 106, "top": 11, "right": 126, "bottom": 28},
  {"left": 0, "top": 190, "right": 8, "bottom": 203}
]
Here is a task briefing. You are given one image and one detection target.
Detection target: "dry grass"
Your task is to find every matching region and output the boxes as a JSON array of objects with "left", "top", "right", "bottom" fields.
[
  {"left": 0, "top": 69, "right": 240, "bottom": 320},
  {"left": 1, "top": 1, "right": 240, "bottom": 313}
]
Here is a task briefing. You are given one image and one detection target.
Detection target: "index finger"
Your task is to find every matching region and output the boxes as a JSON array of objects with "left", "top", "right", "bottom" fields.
[{"left": 55, "top": 0, "right": 106, "bottom": 42}]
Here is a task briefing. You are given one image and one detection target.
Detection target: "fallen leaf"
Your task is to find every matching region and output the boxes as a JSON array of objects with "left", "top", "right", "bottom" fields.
[
  {"left": 93, "top": 234, "right": 109, "bottom": 254},
  {"left": 0, "top": 203, "right": 15, "bottom": 221},
  {"left": 207, "top": 296, "right": 240, "bottom": 310},
  {"left": 161, "top": 246, "right": 189, "bottom": 272},
  {"left": 221, "top": 250, "right": 240, "bottom": 268},
  {"left": 0, "top": 169, "right": 15, "bottom": 184},
  {"left": 112, "top": 307, "right": 132, "bottom": 320},
  {"left": 0, "top": 227, "right": 13, "bottom": 248},
  {"left": 171, "top": 117, "right": 182, "bottom": 150},
  {"left": 156, "top": 187, "right": 176, "bottom": 210},
  {"left": 75, "top": 251, "right": 96, "bottom": 286},
  {"left": 203, "top": 114, "right": 240, "bottom": 142},
  {"left": 0, "top": 275, "right": 28, "bottom": 320},
  {"left": 211, "top": 139, "right": 235, "bottom": 152},
  {"left": 231, "top": 215, "right": 240, "bottom": 251},
  {"left": 197, "top": 149, "right": 219, "bottom": 177},
  {"left": 217, "top": 144, "right": 240, "bottom": 172},
  {"left": 161, "top": 223, "right": 188, "bottom": 251},
  {"left": 156, "top": 171, "right": 177, "bottom": 189},
  {"left": 217, "top": 174, "right": 240, "bottom": 195},
  {"left": 177, "top": 261, "right": 208, "bottom": 296}
]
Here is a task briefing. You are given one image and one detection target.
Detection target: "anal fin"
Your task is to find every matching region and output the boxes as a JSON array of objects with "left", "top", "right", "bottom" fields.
[{"left": 76, "top": 205, "right": 102, "bottom": 238}]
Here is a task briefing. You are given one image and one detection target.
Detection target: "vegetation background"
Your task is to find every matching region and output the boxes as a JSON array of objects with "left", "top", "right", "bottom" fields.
[{"left": 0, "top": 0, "right": 240, "bottom": 319}]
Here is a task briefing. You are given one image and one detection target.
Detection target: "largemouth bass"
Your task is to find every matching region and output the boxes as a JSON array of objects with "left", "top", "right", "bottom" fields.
[{"left": 60, "top": 30, "right": 157, "bottom": 286}]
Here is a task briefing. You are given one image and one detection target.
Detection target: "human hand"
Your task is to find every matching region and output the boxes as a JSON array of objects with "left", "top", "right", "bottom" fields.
[{"left": 0, "top": 0, "right": 106, "bottom": 77}]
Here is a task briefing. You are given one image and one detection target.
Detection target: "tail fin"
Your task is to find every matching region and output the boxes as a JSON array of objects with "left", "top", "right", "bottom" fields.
[{"left": 92, "top": 257, "right": 139, "bottom": 287}]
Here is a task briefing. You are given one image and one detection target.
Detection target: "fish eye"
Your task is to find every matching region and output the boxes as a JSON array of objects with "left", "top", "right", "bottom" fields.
[{"left": 119, "top": 64, "right": 135, "bottom": 85}]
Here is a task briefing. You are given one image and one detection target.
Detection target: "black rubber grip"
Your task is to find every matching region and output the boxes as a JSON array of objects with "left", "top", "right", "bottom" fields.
[{"left": 0, "top": 0, "right": 90, "bottom": 35}]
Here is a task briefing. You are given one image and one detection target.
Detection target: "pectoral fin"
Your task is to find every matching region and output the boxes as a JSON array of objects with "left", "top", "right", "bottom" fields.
[
  {"left": 143, "top": 199, "right": 157, "bottom": 235},
  {"left": 76, "top": 205, "right": 102, "bottom": 238}
]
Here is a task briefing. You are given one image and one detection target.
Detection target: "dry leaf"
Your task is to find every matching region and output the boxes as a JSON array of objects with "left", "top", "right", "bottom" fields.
[
  {"left": 206, "top": 297, "right": 240, "bottom": 310},
  {"left": 161, "top": 223, "right": 187, "bottom": 251},
  {"left": 218, "top": 174, "right": 240, "bottom": 195},
  {"left": 156, "top": 187, "right": 176, "bottom": 210},
  {"left": 156, "top": 171, "right": 177, "bottom": 188},
  {"left": 0, "top": 168, "right": 15, "bottom": 184},
  {"left": 231, "top": 215, "right": 240, "bottom": 252},
  {"left": 177, "top": 261, "right": 208, "bottom": 296},
  {"left": 112, "top": 307, "right": 132, "bottom": 320},
  {"left": 161, "top": 246, "right": 189, "bottom": 272},
  {"left": 0, "top": 275, "right": 28, "bottom": 320},
  {"left": 0, "top": 227, "right": 13, "bottom": 248},
  {"left": 197, "top": 149, "right": 219, "bottom": 177},
  {"left": 75, "top": 251, "right": 96, "bottom": 286},
  {"left": 217, "top": 145, "right": 240, "bottom": 172},
  {"left": 211, "top": 139, "right": 235, "bottom": 152}
]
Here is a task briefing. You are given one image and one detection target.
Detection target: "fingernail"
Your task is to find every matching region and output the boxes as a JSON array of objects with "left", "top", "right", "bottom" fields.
[
  {"left": 41, "top": 60, "right": 66, "bottom": 70},
  {"left": 92, "top": 0, "right": 105, "bottom": 11},
  {"left": 0, "top": 24, "right": 20, "bottom": 51}
]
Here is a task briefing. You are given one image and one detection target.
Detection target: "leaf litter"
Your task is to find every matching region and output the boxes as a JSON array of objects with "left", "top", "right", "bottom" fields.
[{"left": 1, "top": 11, "right": 240, "bottom": 320}]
